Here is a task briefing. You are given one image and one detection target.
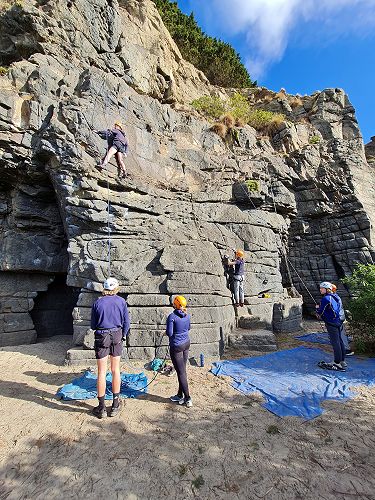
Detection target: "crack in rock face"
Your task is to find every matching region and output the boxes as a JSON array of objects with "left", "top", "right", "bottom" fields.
[{"left": 0, "top": 0, "right": 374, "bottom": 358}]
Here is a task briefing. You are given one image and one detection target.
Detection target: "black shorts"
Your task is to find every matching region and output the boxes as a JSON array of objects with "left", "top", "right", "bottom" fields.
[
  {"left": 94, "top": 329, "right": 123, "bottom": 359},
  {"left": 112, "top": 141, "right": 127, "bottom": 154}
]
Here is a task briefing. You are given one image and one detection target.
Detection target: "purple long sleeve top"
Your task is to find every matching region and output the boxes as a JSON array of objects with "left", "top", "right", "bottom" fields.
[
  {"left": 91, "top": 295, "right": 130, "bottom": 337},
  {"left": 166, "top": 309, "right": 191, "bottom": 347}
]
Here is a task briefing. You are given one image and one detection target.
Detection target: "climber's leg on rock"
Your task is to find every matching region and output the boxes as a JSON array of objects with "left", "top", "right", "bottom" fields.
[
  {"left": 115, "top": 151, "right": 127, "bottom": 178},
  {"left": 101, "top": 146, "right": 117, "bottom": 167}
]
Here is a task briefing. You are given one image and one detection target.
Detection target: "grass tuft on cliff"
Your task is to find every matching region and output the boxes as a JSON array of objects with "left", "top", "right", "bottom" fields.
[
  {"left": 193, "top": 93, "right": 285, "bottom": 136},
  {"left": 152, "top": 0, "right": 255, "bottom": 88}
]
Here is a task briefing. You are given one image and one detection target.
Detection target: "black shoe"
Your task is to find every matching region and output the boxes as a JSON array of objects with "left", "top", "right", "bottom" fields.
[
  {"left": 318, "top": 361, "right": 346, "bottom": 371},
  {"left": 109, "top": 400, "right": 122, "bottom": 417},
  {"left": 92, "top": 405, "right": 107, "bottom": 419},
  {"left": 345, "top": 350, "right": 355, "bottom": 356}
]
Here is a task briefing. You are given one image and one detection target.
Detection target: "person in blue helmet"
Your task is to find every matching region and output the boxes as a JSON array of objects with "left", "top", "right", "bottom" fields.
[
  {"left": 316, "top": 281, "right": 346, "bottom": 371},
  {"left": 331, "top": 283, "right": 354, "bottom": 356},
  {"left": 166, "top": 295, "right": 193, "bottom": 408}
]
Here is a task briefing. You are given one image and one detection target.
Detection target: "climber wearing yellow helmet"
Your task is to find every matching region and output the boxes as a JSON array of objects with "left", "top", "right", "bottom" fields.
[
  {"left": 228, "top": 249, "right": 246, "bottom": 307},
  {"left": 166, "top": 295, "right": 193, "bottom": 408},
  {"left": 95, "top": 121, "right": 128, "bottom": 178}
]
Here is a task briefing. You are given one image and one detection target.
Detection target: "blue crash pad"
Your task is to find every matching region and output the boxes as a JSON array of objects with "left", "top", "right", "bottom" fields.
[
  {"left": 57, "top": 370, "right": 148, "bottom": 400},
  {"left": 211, "top": 347, "right": 375, "bottom": 419},
  {"left": 296, "top": 332, "right": 330, "bottom": 344}
]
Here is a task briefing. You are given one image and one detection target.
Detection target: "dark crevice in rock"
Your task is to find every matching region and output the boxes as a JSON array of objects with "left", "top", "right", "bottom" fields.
[{"left": 30, "top": 274, "right": 80, "bottom": 338}]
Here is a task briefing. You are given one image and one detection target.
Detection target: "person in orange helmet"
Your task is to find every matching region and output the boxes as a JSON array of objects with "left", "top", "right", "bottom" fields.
[
  {"left": 229, "top": 249, "right": 245, "bottom": 307},
  {"left": 166, "top": 295, "right": 192, "bottom": 408}
]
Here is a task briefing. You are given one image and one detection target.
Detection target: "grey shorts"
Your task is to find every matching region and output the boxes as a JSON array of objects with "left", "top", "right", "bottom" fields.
[{"left": 94, "top": 328, "right": 123, "bottom": 359}]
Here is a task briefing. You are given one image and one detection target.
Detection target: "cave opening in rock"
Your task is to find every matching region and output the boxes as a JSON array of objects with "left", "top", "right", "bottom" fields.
[{"left": 30, "top": 274, "right": 80, "bottom": 339}]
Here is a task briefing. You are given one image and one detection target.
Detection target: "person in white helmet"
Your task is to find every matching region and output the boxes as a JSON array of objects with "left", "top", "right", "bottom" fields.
[
  {"left": 90, "top": 277, "right": 130, "bottom": 418},
  {"left": 316, "top": 281, "right": 346, "bottom": 371}
]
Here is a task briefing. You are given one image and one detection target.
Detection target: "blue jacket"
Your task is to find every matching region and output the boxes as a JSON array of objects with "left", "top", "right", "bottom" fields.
[
  {"left": 316, "top": 293, "right": 342, "bottom": 325},
  {"left": 97, "top": 129, "right": 128, "bottom": 152},
  {"left": 91, "top": 295, "right": 130, "bottom": 337},
  {"left": 234, "top": 258, "right": 245, "bottom": 276},
  {"left": 166, "top": 309, "right": 191, "bottom": 347}
]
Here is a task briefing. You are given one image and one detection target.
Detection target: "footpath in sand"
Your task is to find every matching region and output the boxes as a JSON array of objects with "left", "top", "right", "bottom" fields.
[{"left": 0, "top": 336, "right": 375, "bottom": 500}]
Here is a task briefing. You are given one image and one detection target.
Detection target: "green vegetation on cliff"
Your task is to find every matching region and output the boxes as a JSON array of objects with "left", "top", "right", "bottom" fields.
[{"left": 153, "top": 0, "right": 255, "bottom": 88}]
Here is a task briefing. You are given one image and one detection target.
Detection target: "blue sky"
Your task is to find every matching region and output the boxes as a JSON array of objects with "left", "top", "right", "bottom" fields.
[{"left": 176, "top": 0, "right": 375, "bottom": 143}]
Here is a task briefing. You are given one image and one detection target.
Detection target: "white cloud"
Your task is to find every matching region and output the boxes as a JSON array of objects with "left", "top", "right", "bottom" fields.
[{"left": 191, "top": 0, "right": 375, "bottom": 79}]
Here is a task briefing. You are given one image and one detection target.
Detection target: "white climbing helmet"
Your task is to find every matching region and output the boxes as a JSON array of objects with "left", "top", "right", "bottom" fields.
[
  {"left": 319, "top": 281, "right": 333, "bottom": 290},
  {"left": 103, "top": 277, "right": 119, "bottom": 291}
]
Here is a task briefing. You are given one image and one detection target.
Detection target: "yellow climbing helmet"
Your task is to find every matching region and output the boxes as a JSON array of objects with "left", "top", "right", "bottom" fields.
[
  {"left": 114, "top": 121, "right": 123, "bottom": 130},
  {"left": 173, "top": 295, "right": 187, "bottom": 310},
  {"left": 236, "top": 249, "right": 244, "bottom": 258}
]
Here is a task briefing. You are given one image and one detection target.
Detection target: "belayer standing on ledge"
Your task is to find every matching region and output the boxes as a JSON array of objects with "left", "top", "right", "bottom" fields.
[
  {"left": 95, "top": 121, "right": 128, "bottom": 178},
  {"left": 316, "top": 281, "right": 346, "bottom": 371},
  {"left": 229, "top": 249, "right": 245, "bottom": 307},
  {"left": 91, "top": 277, "right": 130, "bottom": 418},
  {"left": 166, "top": 295, "right": 193, "bottom": 408}
]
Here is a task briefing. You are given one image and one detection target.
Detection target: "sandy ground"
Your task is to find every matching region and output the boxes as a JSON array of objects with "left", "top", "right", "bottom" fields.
[{"left": 0, "top": 330, "right": 375, "bottom": 500}]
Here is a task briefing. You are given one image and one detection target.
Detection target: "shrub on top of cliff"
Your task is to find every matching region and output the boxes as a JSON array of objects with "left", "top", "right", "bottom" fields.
[
  {"left": 343, "top": 263, "right": 375, "bottom": 353},
  {"left": 247, "top": 110, "right": 285, "bottom": 133},
  {"left": 192, "top": 96, "right": 226, "bottom": 119},
  {"left": 229, "top": 92, "right": 251, "bottom": 122},
  {"left": 152, "top": 0, "right": 255, "bottom": 88}
]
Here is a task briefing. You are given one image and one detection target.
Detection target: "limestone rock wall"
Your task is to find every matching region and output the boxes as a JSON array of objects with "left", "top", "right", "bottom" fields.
[{"left": 0, "top": 0, "right": 374, "bottom": 354}]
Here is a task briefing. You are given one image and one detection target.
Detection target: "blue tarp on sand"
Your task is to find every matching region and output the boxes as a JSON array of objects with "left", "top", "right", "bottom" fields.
[
  {"left": 211, "top": 347, "right": 375, "bottom": 419},
  {"left": 295, "top": 332, "right": 331, "bottom": 344},
  {"left": 57, "top": 370, "right": 148, "bottom": 400}
]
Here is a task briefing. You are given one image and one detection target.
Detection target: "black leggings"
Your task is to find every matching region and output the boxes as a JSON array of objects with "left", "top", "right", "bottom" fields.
[{"left": 170, "top": 340, "right": 190, "bottom": 399}]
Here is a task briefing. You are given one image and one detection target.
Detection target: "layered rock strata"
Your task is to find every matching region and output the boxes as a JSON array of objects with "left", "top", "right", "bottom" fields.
[{"left": 0, "top": 0, "right": 373, "bottom": 358}]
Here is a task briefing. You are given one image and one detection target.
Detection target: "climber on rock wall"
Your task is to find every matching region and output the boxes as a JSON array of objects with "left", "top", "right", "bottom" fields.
[
  {"left": 228, "top": 249, "right": 245, "bottom": 307},
  {"left": 90, "top": 277, "right": 130, "bottom": 418},
  {"left": 166, "top": 295, "right": 193, "bottom": 408},
  {"left": 316, "top": 281, "right": 346, "bottom": 371},
  {"left": 95, "top": 121, "right": 128, "bottom": 178}
]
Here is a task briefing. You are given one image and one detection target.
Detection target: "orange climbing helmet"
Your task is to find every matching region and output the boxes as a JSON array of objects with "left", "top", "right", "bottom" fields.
[
  {"left": 114, "top": 121, "right": 123, "bottom": 130},
  {"left": 173, "top": 295, "right": 187, "bottom": 310},
  {"left": 236, "top": 249, "right": 244, "bottom": 258}
]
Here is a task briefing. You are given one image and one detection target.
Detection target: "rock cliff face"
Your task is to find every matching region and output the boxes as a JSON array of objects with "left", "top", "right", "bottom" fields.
[{"left": 0, "top": 0, "right": 374, "bottom": 356}]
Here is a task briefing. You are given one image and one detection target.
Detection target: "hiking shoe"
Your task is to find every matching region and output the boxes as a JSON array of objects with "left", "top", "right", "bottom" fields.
[
  {"left": 179, "top": 397, "right": 193, "bottom": 408},
  {"left": 109, "top": 400, "right": 122, "bottom": 417},
  {"left": 92, "top": 405, "right": 107, "bottom": 419},
  {"left": 341, "top": 361, "right": 348, "bottom": 368},
  {"left": 318, "top": 360, "right": 346, "bottom": 372},
  {"left": 345, "top": 350, "right": 355, "bottom": 356},
  {"left": 170, "top": 394, "right": 184, "bottom": 403}
]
